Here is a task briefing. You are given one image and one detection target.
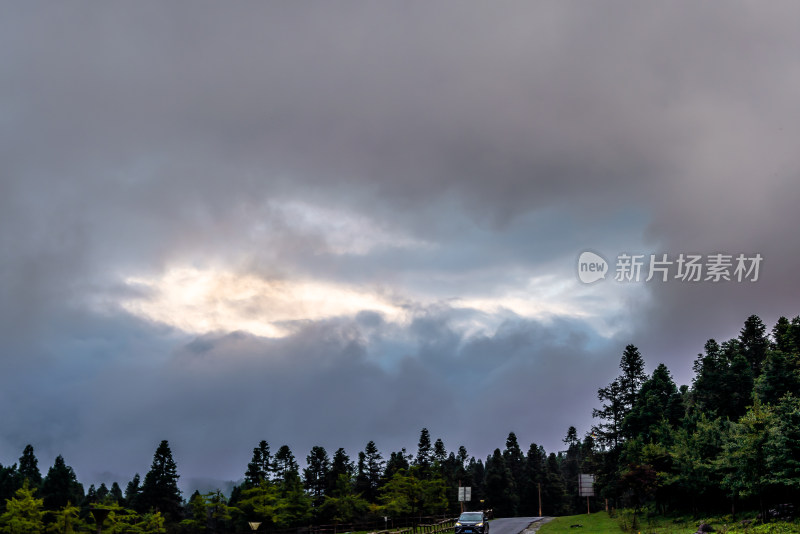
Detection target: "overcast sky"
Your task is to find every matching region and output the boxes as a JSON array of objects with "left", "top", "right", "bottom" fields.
[{"left": 2, "top": 2, "right": 800, "bottom": 494}]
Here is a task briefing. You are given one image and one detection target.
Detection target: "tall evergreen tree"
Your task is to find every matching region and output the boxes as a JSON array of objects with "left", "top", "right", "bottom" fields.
[
  {"left": 273, "top": 445, "right": 299, "bottom": 483},
  {"left": 139, "top": 440, "right": 182, "bottom": 521},
  {"left": 502, "top": 432, "right": 525, "bottom": 503},
  {"left": 623, "top": 363, "right": 683, "bottom": 441},
  {"left": 41, "top": 455, "right": 84, "bottom": 511},
  {"left": 327, "top": 448, "right": 353, "bottom": 495},
  {"left": 772, "top": 316, "right": 793, "bottom": 353},
  {"left": 245, "top": 440, "right": 273, "bottom": 486},
  {"left": 124, "top": 473, "right": 141, "bottom": 511},
  {"left": 755, "top": 349, "right": 800, "bottom": 405},
  {"left": 542, "top": 453, "right": 568, "bottom": 516},
  {"left": 0, "top": 482, "right": 44, "bottom": 533},
  {"left": 304, "top": 446, "right": 330, "bottom": 508},
  {"left": 18, "top": 445, "right": 42, "bottom": 488},
  {"left": 364, "top": 441, "right": 384, "bottom": 502},
  {"left": 109, "top": 482, "right": 124, "bottom": 505},
  {"left": 593, "top": 379, "right": 625, "bottom": 448},
  {"left": 484, "top": 449, "right": 517, "bottom": 517},
  {"left": 618, "top": 344, "right": 647, "bottom": 413},
  {"left": 414, "top": 428, "right": 433, "bottom": 474},
  {"left": 520, "top": 444, "right": 546, "bottom": 516},
  {"left": 0, "top": 463, "right": 21, "bottom": 513},
  {"left": 739, "top": 314, "right": 769, "bottom": 378},
  {"left": 764, "top": 394, "right": 800, "bottom": 497},
  {"left": 385, "top": 449, "right": 411, "bottom": 481}
]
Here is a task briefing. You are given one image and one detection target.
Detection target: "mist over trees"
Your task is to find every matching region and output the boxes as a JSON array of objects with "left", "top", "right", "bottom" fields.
[{"left": 1, "top": 313, "right": 798, "bottom": 532}]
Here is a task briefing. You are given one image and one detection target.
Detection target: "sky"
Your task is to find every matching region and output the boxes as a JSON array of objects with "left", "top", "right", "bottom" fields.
[{"left": 2, "top": 2, "right": 800, "bottom": 495}]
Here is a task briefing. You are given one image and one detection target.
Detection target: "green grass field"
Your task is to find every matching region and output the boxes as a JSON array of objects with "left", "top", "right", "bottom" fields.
[
  {"left": 536, "top": 513, "right": 624, "bottom": 533},
  {"left": 537, "top": 512, "right": 800, "bottom": 534}
]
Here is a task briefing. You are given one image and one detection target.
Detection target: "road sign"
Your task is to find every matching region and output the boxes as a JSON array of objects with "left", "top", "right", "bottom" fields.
[
  {"left": 458, "top": 486, "right": 472, "bottom": 501},
  {"left": 578, "top": 474, "right": 595, "bottom": 497}
]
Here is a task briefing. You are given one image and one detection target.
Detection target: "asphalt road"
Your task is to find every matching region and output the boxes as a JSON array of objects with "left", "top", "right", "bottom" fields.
[{"left": 487, "top": 517, "right": 542, "bottom": 534}]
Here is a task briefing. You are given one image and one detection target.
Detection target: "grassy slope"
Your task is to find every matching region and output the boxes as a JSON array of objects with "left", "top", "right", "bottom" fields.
[
  {"left": 537, "top": 512, "right": 800, "bottom": 534},
  {"left": 536, "top": 513, "right": 624, "bottom": 533}
]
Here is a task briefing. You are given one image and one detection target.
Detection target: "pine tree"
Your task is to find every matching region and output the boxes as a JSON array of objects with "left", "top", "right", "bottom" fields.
[
  {"left": 0, "top": 463, "right": 21, "bottom": 513},
  {"left": 542, "top": 453, "right": 567, "bottom": 516},
  {"left": 18, "top": 445, "right": 42, "bottom": 488},
  {"left": 384, "top": 449, "right": 411, "bottom": 481},
  {"left": 593, "top": 379, "right": 625, "bottom": 448},
  {"left": 414, "top": 428, "right": 433, "bottom": 474},
  {"left": 109, "top": 482, "right": 124, "bottom": 505},
  {"left": 520, "top": 444, "right": 546, "bottom": 516},
  {"left": 139, "top": 440, "right": 182, "bottom": 521},
  {"left": 755, "top": 349, "right": 800, "bottom": 405},
  {"left": 764, "top": 394, "right": 800, "bottom": 495},
  {"left": 124, "top": 473, "right": 141, "bottom": 511},
  {"left": 273, "top": 445, "right": 299, "bottom": 483},
  {"left": 364, "top": 441, "right": 384, "bottom": 502},
  {"left": 41, "top": 455, "right": 84, "bottom": 511},
  {"left": 245, "top": 440, "right": 272, "bottom": 486},
  {"left": 304, "top": 446, "right": 330, "bottom": 508},
  {"left": 623, "top": 363, "right": 683, "bottom": 441},
  {"left": 327, "top": 448, "right": 353, "bottom": 495},
  {"left": 0, "top": 481, "right": 44, "bottom": 533},
  {"left": 739, "top": 314, "right": 769, "bottom": 378},
  {"left": 772, "top": 316, "right": 793, "bottom": 353},
  {"left": 502, "top": 432, "right": 525, "bottom": 504},
  {"left": 96, "top": 482, "right": 109, "bottom": 502},
  {"left": 618, "top": 345, "right": 647, "bottom": 413},
  {"left": 484, "top": 449, "right": 517, "bottom": 517}
]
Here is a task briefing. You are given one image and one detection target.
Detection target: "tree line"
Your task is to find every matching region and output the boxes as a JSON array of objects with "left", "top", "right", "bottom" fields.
[
  {"left": 2, "top": 312, "right": 798, "bottom": 531},
  {"left": 0, "top": 428, "right": 581, "bottom": 533},
  {"left": 588, "top": 314, "right": 800, "bottom": 519}
]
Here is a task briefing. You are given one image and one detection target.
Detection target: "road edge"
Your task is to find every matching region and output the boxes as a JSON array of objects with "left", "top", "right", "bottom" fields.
[{"left": 521, "top": 517, "right": 554, "bottom": 533}]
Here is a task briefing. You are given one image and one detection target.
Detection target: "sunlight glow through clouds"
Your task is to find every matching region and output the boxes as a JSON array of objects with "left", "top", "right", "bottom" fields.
[
  {"left": 118, "top": 266, "right": 626, "bottom": 340},
  {"left": 121, "top": 267, "right": 406, "bottom": 337}
]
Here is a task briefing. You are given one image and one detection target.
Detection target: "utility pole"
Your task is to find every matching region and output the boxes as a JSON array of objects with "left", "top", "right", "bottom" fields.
[{"left": 538, "top": 483, "right": 542, "bottom": 517}]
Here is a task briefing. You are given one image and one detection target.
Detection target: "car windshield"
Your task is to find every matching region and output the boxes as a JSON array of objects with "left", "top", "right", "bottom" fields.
[{"left": 459, "top": 513, "right": 483, "bottom": 521}]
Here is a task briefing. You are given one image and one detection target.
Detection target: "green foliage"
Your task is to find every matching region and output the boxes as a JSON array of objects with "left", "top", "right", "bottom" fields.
[
  {"left": 245, "top": 440, "right": 273, "bottom": 486},
  {"left": 45, "top": 503, "right": 86, "bottom": 534},
  {"left": 720, "top": 397, "right": 773, "bottom": 499},
  {"left": 379, "top": 466, "right": 447, "bottom": 518},
  {"left": 17, "top": 445, "right": 42, "bottom": 488},
  {"left": 764, "top": 394, "right": 800, "bottom": 491},
  {"left": 181, "top": 489, "right": 235, "bottom": 532},
  {"left": 275, "top": 470, "right": 312, "bottom": 527},
  {"left": 304, "top": 445, "right": 330, "bottom": 508},
  {"left": 319, "top": 474, "right": 370, "bottom": 523},
  {"left": 273, "top": 445, "right": 299, "bottom": 483},
  {"left": 89, "top": 502, "right": 166, "bottom": 533},
  {"left": 0, "top": 482, "right": 44, "bottom": 534},
  {"left": 139, "top": 440, "right": 182, "bottom": 521},
  {"left": 484, "top": 448, "right": 518, "bottom": 517},
  {"left": 237, "top": 480, "right": 280, "bottom": 527},
  {"left": 41, "top": 455, "right": 84, "bottom": 513}
]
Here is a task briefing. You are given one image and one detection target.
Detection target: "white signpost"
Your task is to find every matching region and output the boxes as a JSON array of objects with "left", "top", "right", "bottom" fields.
[
  {"left": 458, "top": 486, "right": 472, "bottom": 502},
  {"left": 578, "top": 474, "right": 595, "bottom": 515}
]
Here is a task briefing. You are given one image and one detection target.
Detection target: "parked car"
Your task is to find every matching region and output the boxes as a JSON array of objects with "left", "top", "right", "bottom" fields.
[{"left": 454, "top": 511, "right": 489, "bottom": 534}]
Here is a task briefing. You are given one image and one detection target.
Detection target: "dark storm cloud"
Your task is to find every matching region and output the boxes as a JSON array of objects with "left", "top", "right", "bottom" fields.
[
  {"left": 3, "top": 1, "right": 800, "bottom": 488},
  {"left": 1, "top": 305, "right": 613, "bottom": 489}
]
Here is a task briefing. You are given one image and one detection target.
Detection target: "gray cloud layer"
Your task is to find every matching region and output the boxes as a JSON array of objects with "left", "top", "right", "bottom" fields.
[{"left": 2, "top": 2, "right": 800, "bottom": 490}]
